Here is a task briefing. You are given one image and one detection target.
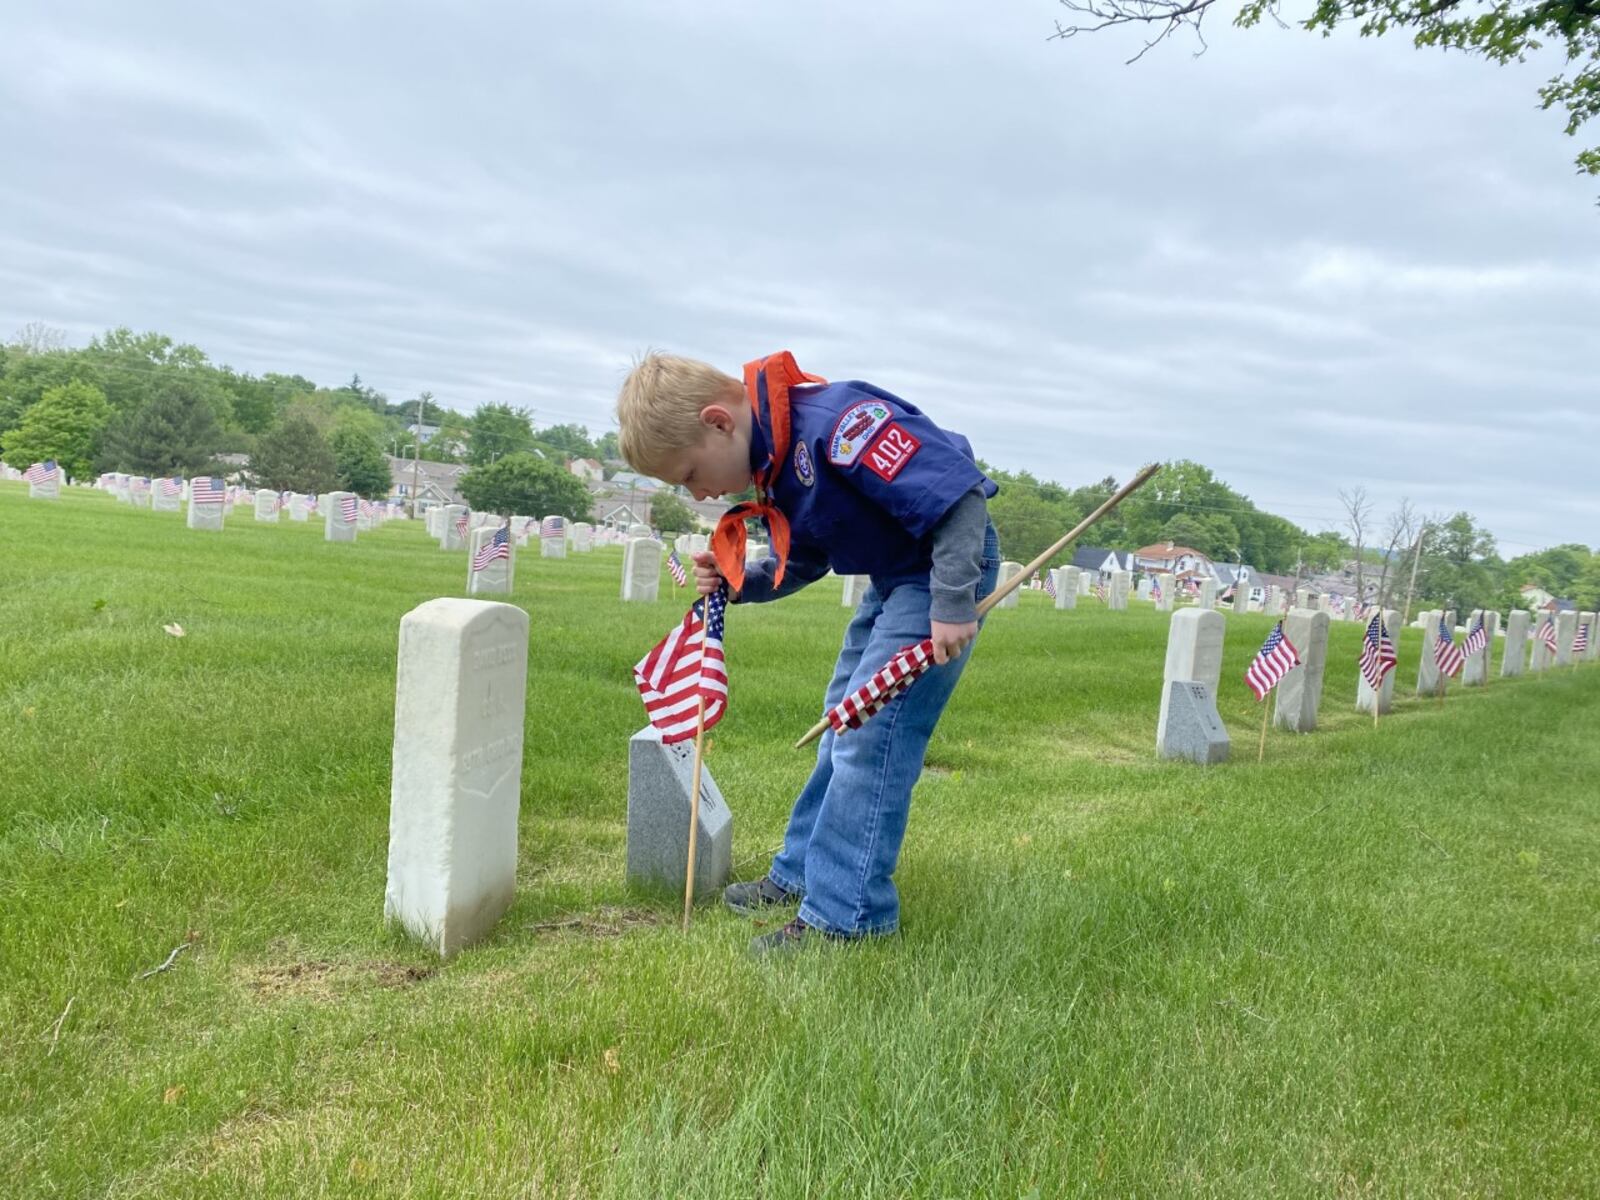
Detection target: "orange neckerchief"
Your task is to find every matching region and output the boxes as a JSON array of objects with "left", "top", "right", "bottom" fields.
[{"left": 710, "top": 351, "right": 826, "bottom": 593}]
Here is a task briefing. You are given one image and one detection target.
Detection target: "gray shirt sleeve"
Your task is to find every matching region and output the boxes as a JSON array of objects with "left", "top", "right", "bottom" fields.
[{"left": 928, "top": 487, "right": 989, "bottom": 624}]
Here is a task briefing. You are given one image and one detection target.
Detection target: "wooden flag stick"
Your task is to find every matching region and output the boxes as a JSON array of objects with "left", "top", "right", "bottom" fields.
[
  {"left": 793, "top": 461, "right": 1163, "bottom": 749},
  {"left": 683, "top": 692, "right": 707, "bottom": 932},
  {"left": 1256, "top": 700, "right": 1271, "bottom": 764},
  {"left": 682, "top": 593, "right": 709, "bottom": 932}
]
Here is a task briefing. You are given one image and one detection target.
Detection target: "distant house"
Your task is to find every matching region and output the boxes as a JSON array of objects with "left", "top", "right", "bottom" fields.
[
  {"left": 1133, "top": 542, "right": 1213, "bottom": 576},
  {"left": 568, "top": 457, "right": 603, "bottom": 483},
  {"left": 385, "top": 455, "right": 467, "bottom": 508},
  {"left": 1520, "top": 584, "right": 1555, "bottom": 610},
  {"left": 407, "top": 422, "right": 441, "bottom": 443},
  {"left": 1070, "top": 546, "right": 1133, "bottom": 579},
  {"left": 598, "top": 502, "right": 650, "bottom": 530},
  {"left": 608, "top": 471, "right": 662, "bottom": 494}
]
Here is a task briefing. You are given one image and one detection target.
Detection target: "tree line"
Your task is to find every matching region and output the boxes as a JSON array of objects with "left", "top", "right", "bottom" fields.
[{"left": 4, "top": 323, "right": 1593, "bottom": 613}]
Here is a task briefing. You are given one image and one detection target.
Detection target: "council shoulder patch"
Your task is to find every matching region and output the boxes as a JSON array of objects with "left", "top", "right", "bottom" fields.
[
  {"left": 793, "top": 439, "right": 816, "bottom": 487},
  {"left": 862, "top": 423, "right": 921, "bottom": 483},
  {"left": 827, "top": 400, "right": 893, "bottom": 466}
]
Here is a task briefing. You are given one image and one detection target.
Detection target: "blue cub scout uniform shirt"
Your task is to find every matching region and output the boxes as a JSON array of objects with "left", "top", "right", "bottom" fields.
[{"left": 758, "top": 380, "right": 997, "bottom": 579}]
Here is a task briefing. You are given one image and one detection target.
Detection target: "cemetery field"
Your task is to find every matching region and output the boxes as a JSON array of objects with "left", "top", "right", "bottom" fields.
[{"left": 4, "top": 484, "right": 1600, "bottom": 1199}]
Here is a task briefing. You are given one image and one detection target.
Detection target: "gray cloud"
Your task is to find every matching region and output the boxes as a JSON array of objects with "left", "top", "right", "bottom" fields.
[{"left": 2, "top": 0, "right": 1596, "bottom": 553}]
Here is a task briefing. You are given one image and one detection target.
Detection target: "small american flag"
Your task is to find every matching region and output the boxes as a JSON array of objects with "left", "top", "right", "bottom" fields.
[
  {"left": 666, "top": 548, "right": 688, "bottom": 587},
  {"left": 634, "top": 587, "right": 729, "bottom": 743},
  {"left": 338, "top": 494, "right": 359, "bottom": 524},
  {"left": 1149, "top": 576, "right": 1161, "bottom": 603},
  {"left": 1043, "top": 571, "right": 1057, "bottom": 599},
  {"left": 1463, "top": 614, "right": 1489, "bottom": 658},
  {"left": 130, "top": 476, "right": 149, "bottom": 493},
  {"left": 1244, "top": 621, "right": 1301, "bottom": 701},
  {"left": 1575, "top": 621, "right": 1590, "bottom": 656},
  {"left": 23, "top": 460, "right": 58, "bottom": 485},
  {"left": 359, "top": 499, "right": 375, "bottom": 519},
  {"left": 1094, "top": 580, "right": 1107, "bottom": 603},
  {"left": 161, "top": 477, "right": 183, "bottom": 497},
  {"left": 1433, "top": 615, "right": 1465, "bottom": 677},
  {"left": 471, "top": 524, "right": 511, "bottom": 572},
  {"left": 1359, "top": 612, "right": 1398, "bottom": 689},
  {"left": 1538, "top": 616, "right": 1559, "bottom": 656},
  {"left": 540, "top": 515, "right": 564, "bottom": 539},
  {"left": 190, "top": 476, "right": 224, "bottom": 504},
  {"left": 825, "top": 639, "right": 934, "bottom": 734},
  {"left": 455, "top": 514, "right": 469, "bottom": 540}
]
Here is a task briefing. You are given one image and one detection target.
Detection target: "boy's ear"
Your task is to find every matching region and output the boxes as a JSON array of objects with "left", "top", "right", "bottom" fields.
[{"left": 699, "top": 403, "right": 737, "bottom": 435}]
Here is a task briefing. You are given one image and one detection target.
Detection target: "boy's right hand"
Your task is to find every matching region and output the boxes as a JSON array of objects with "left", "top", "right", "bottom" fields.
[{"left": 691, "top": 551, "right": 725, "bottom": 597}]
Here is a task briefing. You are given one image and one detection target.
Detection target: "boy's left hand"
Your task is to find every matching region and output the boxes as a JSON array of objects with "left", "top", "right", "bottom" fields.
[{"left": 930, "top": 620, "right": 978, "bottom": 665}]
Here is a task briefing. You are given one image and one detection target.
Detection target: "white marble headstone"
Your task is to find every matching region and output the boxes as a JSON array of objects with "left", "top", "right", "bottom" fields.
[
  {"left": 622, "top": 537, "right": 662, "bottom": 603},
  {"left": 384, "top": 598, "right": 527, "bottom": 958}
]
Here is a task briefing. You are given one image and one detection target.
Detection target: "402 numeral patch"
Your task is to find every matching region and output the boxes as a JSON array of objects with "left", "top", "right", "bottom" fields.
[{"left": 862, "top": 423, "right": 921, "bottom": 482}]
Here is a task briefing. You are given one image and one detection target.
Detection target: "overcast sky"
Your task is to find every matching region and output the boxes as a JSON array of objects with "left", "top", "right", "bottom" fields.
[{"left": 3, "top": 1, "right": 1596, "bottom": 554}]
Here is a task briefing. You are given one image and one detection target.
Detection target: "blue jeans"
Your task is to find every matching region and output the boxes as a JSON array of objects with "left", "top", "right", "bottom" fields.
[{"left": 768, "top": 524, "right": 1002, "bottom": 937}]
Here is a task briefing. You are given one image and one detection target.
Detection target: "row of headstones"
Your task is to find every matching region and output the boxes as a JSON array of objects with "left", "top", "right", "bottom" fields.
[
  {"left": 1153, "top": 604, "right": 1600, "bottom": 764},
  {"left": 381, "top": 595, "right": 1600, "bottom": 958}
]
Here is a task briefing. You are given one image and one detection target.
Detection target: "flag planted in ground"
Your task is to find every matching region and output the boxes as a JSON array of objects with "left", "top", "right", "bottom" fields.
[
  {"left": 540, "top": 516, "right": 564, "bottom": 539},
  {"left": 1575, "top": 621, "right": 1590, "bottom": 656},
  {"left": 1043, "top": 572, "right": 1057, "bottom": 599},
  {"left": 666, "top": 548, "right": 688, "bottom": 587},
  {"left": 471, "top": 524, "right": 511, "bottom": 572},
  {"left": 1244, "top": 621, "right": 1301, "bottom": 701},
  {"left": 633, "top": 587, "right": 728, "bottom": 743},
  {"left": 1434, "top": 615, "right": 1465, "bottom": 677},
  {"left": 1463, "top": 614, "right": 1489, "bottom": 658},
  {"left": 1360, "top": 611, "right": 1398, "bottom": 689},
  {"left": 24, "top": 460, "right": 59, "bottom": 485},
  {"left": 190, "top": 476, "right": 224, "bottom": 504}
]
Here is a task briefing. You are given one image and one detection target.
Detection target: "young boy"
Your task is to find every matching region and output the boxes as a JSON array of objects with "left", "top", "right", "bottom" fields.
[{"left": 616, "top": 351, "right": 1000, "bottom": 955}]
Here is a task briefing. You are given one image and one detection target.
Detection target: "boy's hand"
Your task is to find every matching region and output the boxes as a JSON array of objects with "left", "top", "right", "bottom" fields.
[
  {"left": 691, "top": 551, "right": 725, "bottom": 597},
  {"left": 930, "top": 619, "right": 978, "bottom": 665}
]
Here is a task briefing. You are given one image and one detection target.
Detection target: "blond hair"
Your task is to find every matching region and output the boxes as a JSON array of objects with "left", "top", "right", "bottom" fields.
[{"left": 616, "top": 352, "right": 741, "bottom": 476}]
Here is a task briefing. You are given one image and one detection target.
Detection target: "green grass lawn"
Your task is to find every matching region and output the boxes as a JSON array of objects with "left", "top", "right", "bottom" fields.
[{"left": 3, "top": 483, "right": 1598, "bottom": 1198}]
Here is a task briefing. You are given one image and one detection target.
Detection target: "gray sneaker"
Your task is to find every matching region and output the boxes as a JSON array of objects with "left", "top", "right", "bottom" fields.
[
  {"left": 749, "top": 917, "right": 839, "bottom": 958},
  {"left": 723, "top": 876, "right": 797, "bottom": 916}
]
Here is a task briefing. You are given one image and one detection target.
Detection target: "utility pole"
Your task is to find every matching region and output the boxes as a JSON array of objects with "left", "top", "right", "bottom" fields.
[
  {"left": 1401, "top": 522, "right": 1428, "bottom": 626},
  {"left": 409, "top": 391, "right": 428, "bottom": 518}
]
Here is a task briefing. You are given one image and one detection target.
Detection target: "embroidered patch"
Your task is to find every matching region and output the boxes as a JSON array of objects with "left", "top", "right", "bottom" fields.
[
  {"left": 862, "top": 423, "right": 921, "bottom": 483},
  {"left": 793, "top": 439, "right": 816, "bottom": 487},
  {"left": 827, "top": 401, "right": 893, "bottom": 466}
]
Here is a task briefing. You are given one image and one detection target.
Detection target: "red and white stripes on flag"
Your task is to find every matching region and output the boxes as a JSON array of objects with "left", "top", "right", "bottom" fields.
[
  {"left": 1433, "top": 615, "right": 1465, "bottom": 677},
  {"left": 190, "top": 476, "right": 225, "bottom": 504},
  {"left": 540, "top": 515, "right": 564, "bottom": 539},
  {"left": 455, "top": 514, "right": 469, "bottom": 540},
  {"left": 1360, "top": 612, "right": 1398, "bottom": 689},
  {"left": 1539, "top": 616, "right": 1560, "bottom": 655},
  {"left": 1575, "top": 621, "right": 1590, "bottom": 656},
  {"left": 1463, "top": 615, "right": 1489, "bottom": 658},
  {"left": 471, "top": 524, "right": 511, "bottom": 572},
  {"left": 338, "top": 494, "right": 360, "bottom": 524},
  {"left": 160, "top": 477, "right": 183, "bottom": 497},
  {"left": 633, "top": 588, "right": 728, "bottom": 744},
  {"left": 824, "top": 639, "right": 936, "bottom": 734},
  {"left": 1244, "top": 621, "right": 1301, "bottom": 701},
  {"left": 23, "top": 460, "right": 59, "bottom": 485},
  {"left": 666, "top": 548, "right": 688, "bottom": 587}
]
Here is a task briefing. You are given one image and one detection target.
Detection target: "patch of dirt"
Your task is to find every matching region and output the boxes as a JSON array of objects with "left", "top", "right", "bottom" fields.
[
  {"left": 525, "top": 905, "right": 666, "bottom": 939},
  {"left": 246, "top": 959, "right": 435, "bottom": 999}
]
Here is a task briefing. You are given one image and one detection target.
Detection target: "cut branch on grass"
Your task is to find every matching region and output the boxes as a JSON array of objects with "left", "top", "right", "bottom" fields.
[
  {"left": 136, "top": 942, "right": 192, "bottom": 980},
  {"left": 45, "top": 996, "right": 74, "bottom": 1056},
  {"left": 1413, "top": 827, "right": 1454, "bottom": 859}
]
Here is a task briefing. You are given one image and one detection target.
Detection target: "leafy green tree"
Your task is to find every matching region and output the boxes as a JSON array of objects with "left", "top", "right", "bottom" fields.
[
  {"left": 988, "top": 483, "right": 1079, "bottom": 566},
  {"left": 1415, "top": 512, "right": 1502, "bottom": 616},
  {"left": 1300, "top": 531, "right": 1350, "bottom": 574},
  {"left": 0, "top": 350, "right": 105, "bottom": 440},
  {"left": 96, "top": 379, "right": 223, "bottom": 476},
  {"left": 595, "top": 430, "right": 621, "bottom": 461},
  {"left": 1571, "top": 554, "right": 1600, "bottom": 611},
  {"left": 0, "top": 380, "right": 111, "bottom": 479},
  {"left": 329, "top": 425, "right": 393, "bottom": 498},
  {"left": 534, "top": 422, "right": 597, "bottom": 460},
  {"left": 649, "top": 492, "right": 698, "bottom": 533},
  {"left": 387, "top": 393, "right": 450, "bottom": 425},
  {"left": 1504, "top": 544, "right": 1592, "bottom": 597},
  {"left": 421, "top": 409, "right": 471, "bottom": 462},
  {"left": 249, "top": 416, "right": 339, "bottom": 494},
  {"left": 1053, "top": 0, "right": 1600, "bottom": 181},
  {"left": 459, "top": 452, "right": 592, "bottom": 518},
  {"left": 469, "top": 404, "right": 535, "bottom": 466}
]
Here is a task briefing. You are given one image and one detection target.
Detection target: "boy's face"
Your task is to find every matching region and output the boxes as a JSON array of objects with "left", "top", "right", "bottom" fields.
[{"left": 659, "top": 404, "right": 752, "bottom": 501}]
